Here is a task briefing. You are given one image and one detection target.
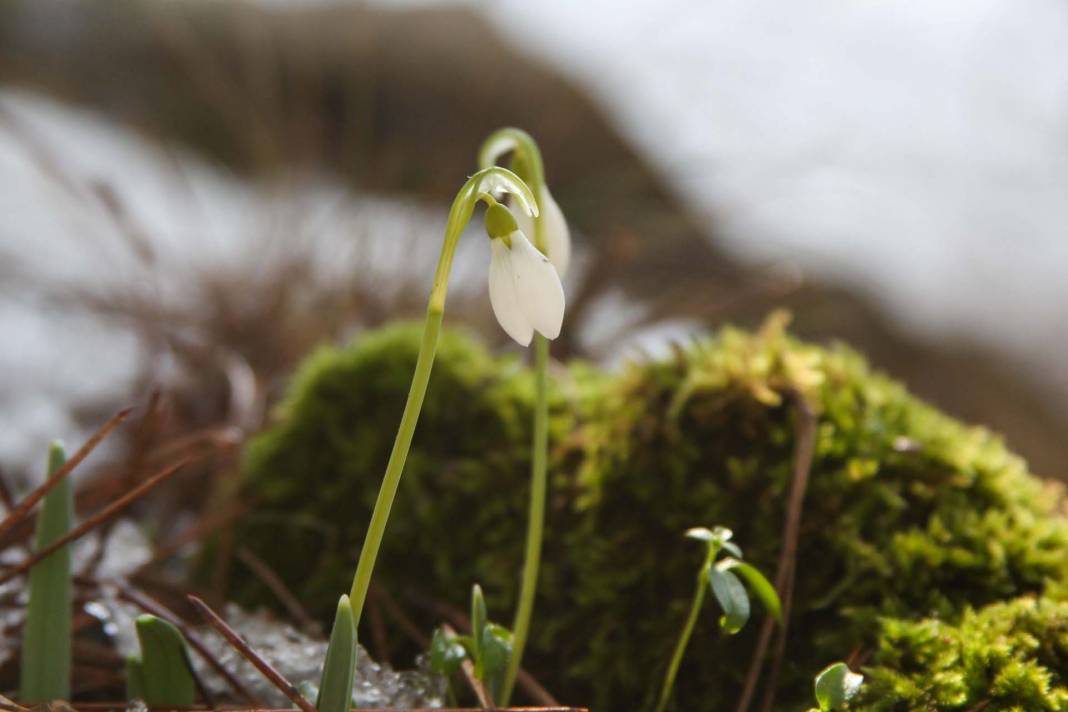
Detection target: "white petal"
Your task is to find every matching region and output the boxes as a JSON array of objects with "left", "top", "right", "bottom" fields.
[
  {"left": 488, "top": 238, "right": 534, "bottom": 346},
  {"left": 514, "top": 187, "right": 571, "bottom": 277},
  {"left": 508, "top": 231, "right": 565, "bottom": 340}
]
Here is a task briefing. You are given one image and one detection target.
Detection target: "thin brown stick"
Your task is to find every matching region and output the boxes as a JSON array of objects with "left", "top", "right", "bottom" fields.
[
  {"left": 443, "top": 624, "right": 493, "bottom": 709},
  {"left": 234, "top": 545, "right": 317, "bottom": 633},
  {"left": 0, "top": 407, "right": 131, "bottom": 542},
  {"left": 736, "top": 397, "right": 818, "bottom": 712},
  {"left": 0, "top": 457, "right": 191, "bottom": 585},
  {"left": 137, "top": 500, "right": 251, "bottom": 573},
  {"left": 367, "top": 583, "right": 392, "bottom": 664},
  {"left": 187, "top": 595, "right": 318, "bottom": 712},
  {"left": 372, "top": 583, "right": 429, "bottom": 648},
  {"left": 115, "top": 583, "right": 259, "bottom": 705}
]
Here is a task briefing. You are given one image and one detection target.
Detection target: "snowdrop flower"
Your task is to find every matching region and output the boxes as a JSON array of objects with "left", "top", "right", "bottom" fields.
[
  {"left": 485, "top": 203, "right": 565, "bottom": 346},
  {"left": 513, "top": 186, "right": 571, "bottom": 277}
]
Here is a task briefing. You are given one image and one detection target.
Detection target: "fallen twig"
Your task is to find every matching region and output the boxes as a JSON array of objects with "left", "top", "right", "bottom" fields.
[
  {"left": 0, "top": 456, "right": 192, "bottom": 585},
  {"left": 187, "top": 595, "right": 318, "bottom": 712},
  {"left": 0, "top": 407, "right": 131, "bottom": 543},
  {"left": 736, "top": 396, "right": 818, "bottom": 712}
]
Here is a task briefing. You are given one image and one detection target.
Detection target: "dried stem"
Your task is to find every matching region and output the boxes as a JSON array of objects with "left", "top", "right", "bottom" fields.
[
  {"left": 736, "top": 396, "right": 818, "bottom": 712},
  {"left": 235, "top": 545, "right": 317, "bottom": 633},
  {"left": 0, "top": 408, "right": 131, "bottom": 543},
  {"left": 0, "top": 457, "right": 192, "bottom": 585},
  {"left": 187, "top": 595, "right": 318, "bottom": 712}
]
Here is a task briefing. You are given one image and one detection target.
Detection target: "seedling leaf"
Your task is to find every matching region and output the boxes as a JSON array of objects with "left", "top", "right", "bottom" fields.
[
  {"left": 317, "top": 595, "right": 358, "bottom": 712},
  {"left": 814, "top": 662, "right": 864, "bottom": 710},
  {"left": 20, "top": 442, "right": 73, "bottom": 702},
  {"left": 135, "top": 614, "right": 196, "bottom": 706},
  {"left": 707, "top": 566, "right": 750, "bottom": 634},
  {"left": 719, "top": 558, "right": 781, "bottom": 621}
]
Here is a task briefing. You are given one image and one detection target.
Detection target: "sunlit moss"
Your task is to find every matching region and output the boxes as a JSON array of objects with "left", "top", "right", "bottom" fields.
[{"left": 232, "top": 317, "right": 1068, "bottom": 710}]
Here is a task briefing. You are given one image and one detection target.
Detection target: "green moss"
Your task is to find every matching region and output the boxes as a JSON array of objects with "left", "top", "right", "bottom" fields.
[
  {"left": 231, "top": 317, "right": 1068, "bottom": 711},
  {"left": 562, "top": 316, "right": 1068, "bottom": 710},
  {"left": 230, "top": 322, "right": 600, "bottom": 634},
  {"left": 860, "top": 597, "right": 1068, "bottom": 710}
]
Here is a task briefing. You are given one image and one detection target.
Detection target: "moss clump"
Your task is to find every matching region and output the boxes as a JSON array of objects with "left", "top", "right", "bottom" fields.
[
  {"left": 229, "top": 322, "right": 600, "bottom": 635},
  {"left": 232, "top": 317, "right": 1068, "bottom": 711},
  {"left": 561, "top": 315, "right": 1068, "bottom": 710},
  {"left": 861, "top": 596, "right": 1068, "bottom": 710}
]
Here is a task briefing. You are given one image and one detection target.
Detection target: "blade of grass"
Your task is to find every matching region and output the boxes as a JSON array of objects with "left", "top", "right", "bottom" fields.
[
  {"left": 20, "top": 443, "right": 74, "bottom": 702},
  {"left": 317, "top": 595, "right": 358, "bottom": 712}
]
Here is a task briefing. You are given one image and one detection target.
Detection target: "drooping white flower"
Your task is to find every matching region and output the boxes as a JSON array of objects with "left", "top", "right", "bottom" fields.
[
  {"left": 513, "top": 186, "right": 571, "bottom": 277},
  {"left": 485, "top": 203, "right": 565, "bottom": 347}
]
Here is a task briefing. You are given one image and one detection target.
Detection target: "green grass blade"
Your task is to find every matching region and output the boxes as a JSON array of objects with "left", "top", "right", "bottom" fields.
[
  {"left": 135, "top": 615, "right": 196, "bottom": 706},
  {"left": 20, "top": 442, "right": 73, "bottom": 702},
  {"left": 317, "top": 595, "right": 358, "bottom": 712},
  {"left": 125, "top": 658, "right": 147, "bottom": 702}
]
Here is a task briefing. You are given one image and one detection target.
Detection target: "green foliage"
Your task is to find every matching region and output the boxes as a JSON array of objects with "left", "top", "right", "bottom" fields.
[
  {"left": 229, "top": 322, "right": 600, "bottom": 634},
  {"left": 859, "top": 597, "right": 1068, "bottom": 710},
  {"left": 429, "top": 585, "right": 514, "bottom": 704},
  {"left": 317, "top": 595, "right": 358, "bottom": 712},
  {"left": 233, "top": 319, "right": 1068, "bottom": 711},
  {"left": 127, "top": 615, "right": 196, "bottom": 706},
  {"left": 20, "top": 442, "right": 73, "bottom": 703},
  {"left": 813, "top": 662, "right": 864, "bottom": 710}
]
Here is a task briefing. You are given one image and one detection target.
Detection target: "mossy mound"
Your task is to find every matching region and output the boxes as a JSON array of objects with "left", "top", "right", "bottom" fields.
[
  {"left": 230, "top": 322, "right": 601, "bottom": 630},
  {"left": 561, "top": 315, "right": 1068, "bottom": 710},
  {"left": 231, "top": 318, "right": 1068, "bottom": 711},
  {"left": 862, "top": 596, "right": 1068, "bottom": 710}
]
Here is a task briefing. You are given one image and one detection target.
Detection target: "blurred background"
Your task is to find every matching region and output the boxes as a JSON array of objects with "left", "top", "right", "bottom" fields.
[{"left": 1, "top": 0, "right": 1066, "bottom": 482}]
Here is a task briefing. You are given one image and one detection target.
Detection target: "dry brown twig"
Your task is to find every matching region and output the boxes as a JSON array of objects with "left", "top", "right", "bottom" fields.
[
  {"left": 0, "top": 456, "right": 194, "bottom": 586},
  {"left": 736, "top": 395, "right": 819, "bottom": 712},
  {"left": 187, "top": 594, "right": 318, "bottom": 712},
  {"left": 0, "top": 407, "right": 132, "bottom": 543}
]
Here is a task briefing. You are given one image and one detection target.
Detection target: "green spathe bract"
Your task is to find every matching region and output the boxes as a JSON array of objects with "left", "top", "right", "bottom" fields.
[
  {"left": 317, "top": 595, "right": 358, "bottom": 712},
  {"left": 20, "top": 442, "right": 73, "bottom": 702},
  {"left": 128, "top": 615, "right": 196, "bottom": 707},
  {"left": 234, "top": 318, "right": 1068, "bottom": 710}
]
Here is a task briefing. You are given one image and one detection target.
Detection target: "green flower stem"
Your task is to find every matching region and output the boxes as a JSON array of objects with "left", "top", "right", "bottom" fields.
[
  {"left": 654, "top": 545, "right": 719, "bottom": 712},
  {"left": 347, "top": 308, "right": 442, "bottom": 619},
  {"left": 347, "top": 166, "right": 537, "bottom": 626},
  {"left": 483, "top": 127, "right": 551, "bottom": 706}
]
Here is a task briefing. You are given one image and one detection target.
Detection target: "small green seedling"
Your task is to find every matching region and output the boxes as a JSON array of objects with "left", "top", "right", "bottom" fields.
[
  {"left": 653, "top": 526, "right": 781, "bottom": 712},
  {"left": 428, "top": 584, "right": 514, "bottom": 706},
  {"left": 126, "top": 614, "right": 196, "bottom": 706},
  {"left": 317, "top": 594, "right": 358, "bottom": 712},
  {"left": 20, "top": 442, "right": 73, "bottom": 703},
  {"left": 809, "top": 662, "right": 864, "bottom": 711}
]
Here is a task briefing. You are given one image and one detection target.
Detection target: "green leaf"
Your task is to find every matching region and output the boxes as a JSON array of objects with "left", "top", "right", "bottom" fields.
[
  {"left": 126, "top": 657, "right": 147, "bottom": 702},
  {"left": 317, "top": 594, "right": 358, "bottom": 712},
  {"left": 685, "top": 527, "right": 716, "bottom": 543},
  {"left": 719, "top": 559, "right": 782, "bottom": 621},
  {"left": 721, "top": 541, "right": 743, "bottom": 559},
  {"left": 20, "top": 442, "right": 73, "bottom": 702},
  {"left": 471, "top": 584, "right": 487, "bottom": 676},
  {"left": 480, "top": 623, "right": 513, "bottom": 702},
  {"left": 429, "top": 628, "right": 468, "bottom": 676},
  {"left": 707, "top": 565, "right": 750, "bottom": 634},
  {"left": 814, "top": 662, "right": 864, "bottom": 710},
  {"left": 135, "top": 615, "right": 196, "bottom": 706}
]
